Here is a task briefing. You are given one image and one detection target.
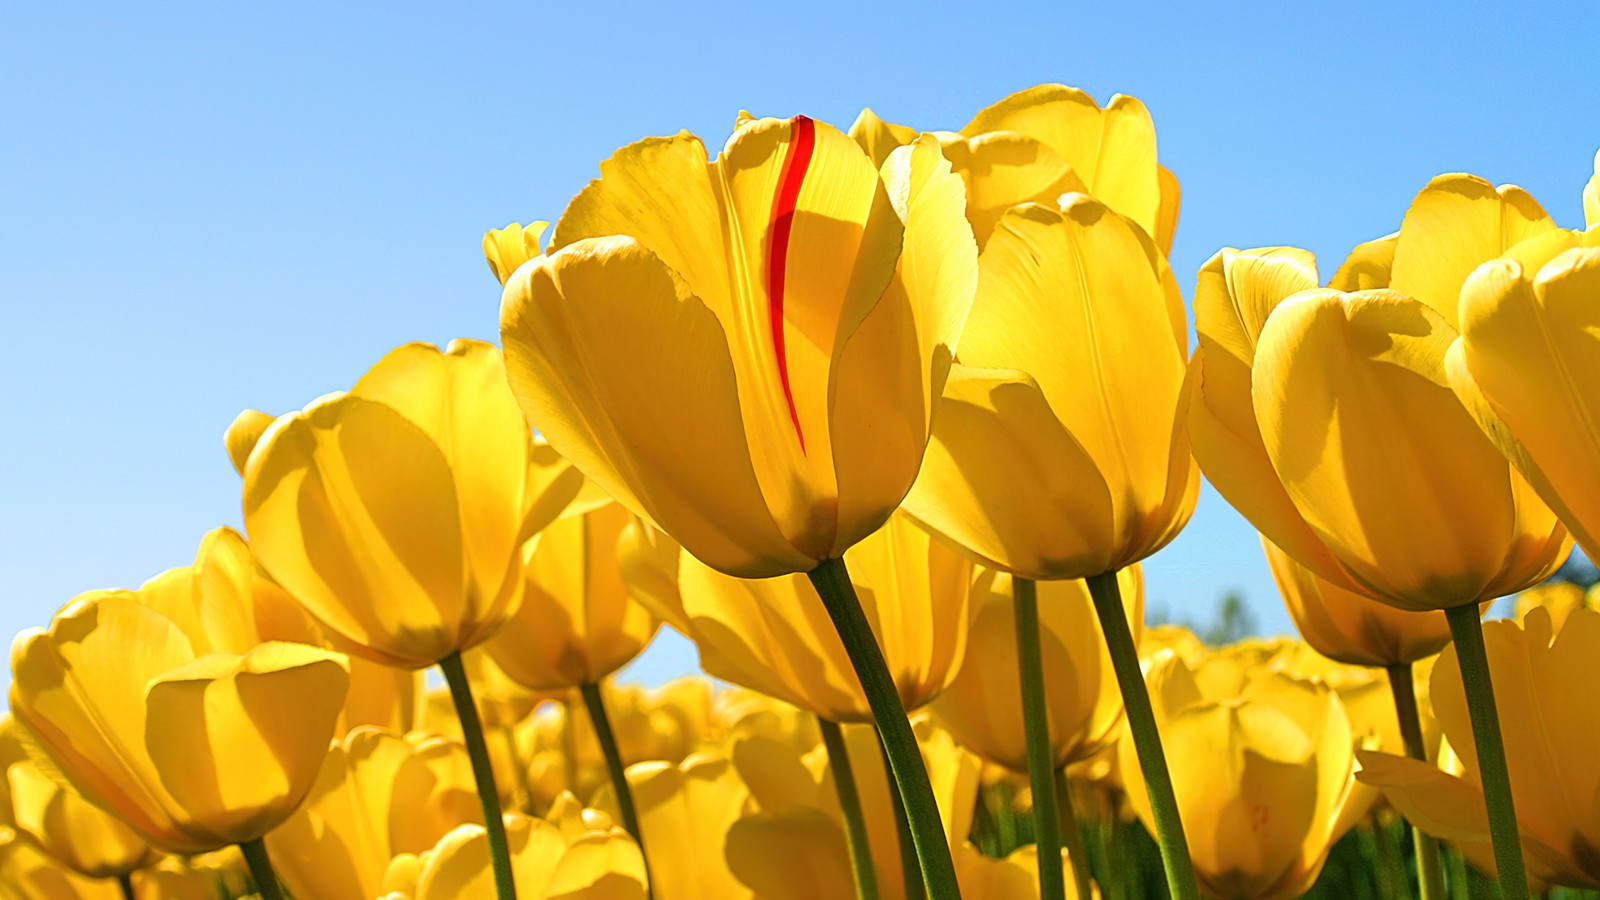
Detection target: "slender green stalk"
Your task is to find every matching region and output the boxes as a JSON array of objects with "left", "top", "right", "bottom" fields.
[
  {"left": 439, "top": 651, "right": 518, "bottom": 900},
  {"left": 1444, "top": 604, "right": 1528, "bottom": 900},
  {"left": 116, "top": 873, "right": 136, "bottom": 900},
  {"left": 580, "top": 681, "right": 654, "bottom": 896},
  {"left": 1368, "top": 814, "right": 1403, "bottom": 900},
  {"left": 1054, "top": 767, "right": 1094, "bottom": 900},
  {"left": 809, "top": 557, "right": 959, "bottom": 900},
  {"left": 1013, "top": 577, "right": 1066, "bottom": 900},
  {"left": 820, "top": 717, "right": 882, "bottom": 900},
  {"left": 239, "top": 838, "right": 285, "bottom": 900},
  {"left": 995, "top": 780, "right": 1019, "bottom": 855},
  {"left": 1388, "top": 661, "right": 1447, "bottom": 900},
  {"left": 1086, "top": 570, "right": 1200, "bottom": 900},
  {"left": 880, "top": 730, "right": 928, "bottom": 899}
]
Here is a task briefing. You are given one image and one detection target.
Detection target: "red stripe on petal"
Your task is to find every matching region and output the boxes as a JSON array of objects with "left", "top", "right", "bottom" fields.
[{"left": 767, "top": 115, "right": 815, "bottom": 454}]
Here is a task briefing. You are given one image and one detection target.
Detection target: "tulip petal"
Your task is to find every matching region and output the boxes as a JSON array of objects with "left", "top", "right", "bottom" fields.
[
  {"left": 847, "top": 107, "right": 916, "bottom": 169},
  {"left": 1328, "top": 234, "right": 1397, "bottom": 291},
  {"left": 1252, "top": 289, "right": 1529, "bottom": 608},
  {"left": 224, "top": 410, "right": 276, "bottom": 477},
  {"left": 484, "top": 221, "right": 548, "bottom": 286},
  {"left": 620, "top": 756, "right": 752, "bottom": 900},
  {"left": 1388, "top": 174, "right": 1556, "bottom": 328},
  {"left": 725, "top": 807, "right": 855, "bottom": 900},
  {"left": 501, "top": 235, "right": 807, "bottom": 578},
  {"left": 1155, "top": 164, "right": 1181, "bottom": 255},
  {"left": 936, "top": 130, "right": 1086, "bottom": 248},
  {"left": 1585, "top": 150, "right": 1599, "bottom": 231}
]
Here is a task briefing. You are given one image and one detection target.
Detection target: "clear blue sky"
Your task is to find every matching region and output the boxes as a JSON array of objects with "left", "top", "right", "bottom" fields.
[{"left": 3, "top": 3, "right": 1596, "bottom": 694}]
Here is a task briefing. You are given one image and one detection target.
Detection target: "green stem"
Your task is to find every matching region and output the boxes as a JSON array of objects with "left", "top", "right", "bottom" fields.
[
  {"left": 1054, "top": 767, "right": 1094, "bottom": 900},
  {"left": 440, "top": 651, "right": 518, "bottom": 900},
  {"left": 1444, "top": 604, "right": 1528, "bottom": 900},
  {"left": 239, "top": 838, "right": 285, "bottom": 900},
  {"left": 1370, "top": 814, "right": 1403, "bottom": 900},
  {"left": 995, "top": 780, "right": 1019, "bottom": 855},
  {"left": 116, "top": 873, "right": 136, "bottom": 900},
  {"left": 1447, "top": 846, "right": 1470, "bottom": 900},
  {"left": 580, "top": 681, "right": 654, "bottom": 897},
  {"left": 1014, "top": 577, "right": 1066, "bottom": 900},
  {"left": 820, "top": 718, "right": 882, "bottom": 900},
  {"left": 1388, "top": 661, "right": 1447, "bottom": 900},
  {"left": 880, "top": 729, "right": 928, "bottom": 899},
  {"left": 1086, "top": 570, "right": 1199, "bottom": 900},
  {"left": 809, "top": 557, "right": 959, "bottom": 900}
]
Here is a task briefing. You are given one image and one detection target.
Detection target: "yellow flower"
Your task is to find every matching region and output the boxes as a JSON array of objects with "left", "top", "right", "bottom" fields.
[
  {"left": 645, "top": 512, "right": 973, "bottom": 723},
  {"left": 1448, "top": 246, "right": 1600, "bottom": 561},
  {"left": 0, "top": 829, "right": 123, "bottom": 900},
  {"left": 955, "top": 842, "right": 1083, "bottom": 899},
  {"left": 1357, "top": 606, "right": 1600, "bottom": 889},
  {"left": 932, "top": 567, "right": 1142, "bottom": 772},
  {"left": 267, "top": 727, "right": 482, "bottom": 900},
  {"left": 1513, "top": 581, "right": 1598, "bottom": 634},
  {"left": 243, "top": 339, "right": 540, "bottom": 667},
  {"left": 499, "top": 115, "right": 977, "bottom": 577},
  {"left": 1187, "top": 244, "right": 1568, "bottom": 610},
  {"left": 484, "top": 221, "right": 548, "bottom": 286},
  {"left": 904, "top": 194, "right": 1197, "bottom": 580},
  {"left": 484, "top": 502, "right": 661, "bottom": 691},
  {"left": 1124, "top": 653, "right": 1365, "bottom": 899},
  {"left": 598, "top": 754, "right": 753, "bottom": 899},
  {"left": 1263, "top": 536, "right": 1454, "bottom": 667},
  {"left": 395, "top": 798, "right": 646, "bottom": 900},
  {"left": 9, "top": 594, "right": 349, "bottom": 853},
  {"left": 0, "top": 716, "right": 155, "bottom": 879}
]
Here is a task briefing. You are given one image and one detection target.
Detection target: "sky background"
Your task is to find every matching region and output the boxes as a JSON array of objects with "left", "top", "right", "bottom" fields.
[{"left": 3, "top": 3, "right": 1597, "bottom": 695}]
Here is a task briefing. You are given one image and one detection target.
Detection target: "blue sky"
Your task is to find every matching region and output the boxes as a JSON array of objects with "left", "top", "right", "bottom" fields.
[{"left": 3, "top": 3, "right": 1596, "bottom": 692}]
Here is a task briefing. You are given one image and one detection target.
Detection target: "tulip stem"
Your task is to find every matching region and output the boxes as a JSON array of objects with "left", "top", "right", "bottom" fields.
[
  {"left": 1387, "top": 661, "right": 1447, "bottom": 900},
  {"left": 1443, "top": 604, "right": 1528, "bottom": 900},
  {"left": 1055, "top": 766, "right": 1093, "bottom": 900},
  {"left": 880, "top": 729, "right": 928, "bottom": 899},
  {"left": 994, "top": 780, "right": 1018, "bottom": 854},
  {"left": 820, "top": 717, "right": 882, "bottom": 900},
  {"left": 809, "top": 557, "right": 961, "bottom": 900},
  {"left": 1086, "top": 570, "right": 1200, "bottom": 900},
  {"left": 1014, "top": 577, "right": 1067, "bottom": 900},
  {"left": 239, "top": 838, "right": 285, "bottom": 900},
  {"left": 116, "top": 873, "right": 135, "bottom": 900},
  {"left": 580, "top": 681, "right": 655, "bottom": 896},
  {"left": 439, "top": 651, "right": 519, "bottom": 900}
]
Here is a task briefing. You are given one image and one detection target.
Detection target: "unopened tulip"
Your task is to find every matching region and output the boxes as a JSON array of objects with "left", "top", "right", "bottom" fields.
[
  {"left": 932, "top": 567, "right": 1142, "bottom": 772},
  {"left": 9, "top": 593, "right": 349, "bottom": 853},
  {"left": 1358, "top": 606, "right": 1600, "bottom": 890},
  {"left": 1124, "top": 654, "right": 1364, "bottom": 899}
]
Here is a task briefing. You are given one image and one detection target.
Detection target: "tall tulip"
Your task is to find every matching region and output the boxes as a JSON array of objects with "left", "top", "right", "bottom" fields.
[
  {"left": 9, "top": 592, "right": 349, "bottom": 894},
  {"left": 498, "top": 113, "right": 978, "bottom": 897},
  {"left": 1186, "top": 228, "right": 1570, "bottom": 899},
  {"left": 243, "top": 339, "right": 563, "bottom": 899},
  {"left": 904, "top": 191, "right": 1198, "bottom": 899}
]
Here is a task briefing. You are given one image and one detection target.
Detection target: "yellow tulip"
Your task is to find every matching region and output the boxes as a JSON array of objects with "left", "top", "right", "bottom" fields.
[
  {"left": 0, "top": 829, "right": 123, "bottom": 900},
  {"left": 244, "top": 339, "right": 537, "bottom": 668},
  {"left": 224, "top": 408, "right": 276, "bottom": 477},
  {"left": 484, "top": 502, "right": 660, "bottom": 691},
  {"left": 1263, "top": 536, "right": 1454, "bottom": 667},
  {"left": 1448, "top": 246, "right": 1600, "bottom": 561},
  {"left": 9, "top": 594, "right": 349, "bottom": 853},
  {"left": 1513, "top": 581, "right": 1598, "bottom": 633},
  {"left": 647, "top": 513, "right": 972, "bottom": 723},
  {"left": 499, "top": 115, "right": 977, "bottom": 578},
  {"left": 266, "top": 727, "right": 482, "bottom": 900},
  {"left": 1585, "top": 150, "right": 1598, "bottom": 228},
  {"left": 932, "top": 567, "right": 1142, "bottom": 772},
  {"left": 1188, "top": 245, "right": 1567, "bottom": 611},
  {"left": 1357, "top": 606, "right": 1600, "bottom": 889},
  {"left": 397, "top": 801, "right": 646, "bottom": 900},
  {"left": 904, "top": 194, "right": 1197, "bottom": 580},
  {"left": 1123, "top": 653, "right": 1364, "bottom": 900},
  {"left": 596, "top": 754, "right": 753, "bottom": 900},
  {"left": 0, "top": 716, "right": 155, "bottom": 879},
  {"left": 955, "top": 843, "right": 1082, "bottom": 899},
  {"left": 484, "top": 221, "right": 548, "bottom": 286}
]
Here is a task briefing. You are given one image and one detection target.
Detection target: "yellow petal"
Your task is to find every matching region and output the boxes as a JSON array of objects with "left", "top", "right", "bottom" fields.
[
  {"left": 936, "top": 130, "right": 1085, "bottom": 249},
  {"left": 725, "top": 808, "right": 855, "bottom": 900},
  {"left": 613, "top": 756, "right": 752, "bottom": 900},
  {"left": 1155, "top": 164, "right": 1180, "bottom": 255},
  {"left": 847, "top": 107, "right": 917, "bottom": 169},
  {"left": 0, "top": 831, "right": 124, "bottom": 900},
  {"left": 1388, "top": 174, "right": 1556, "bottom": 328},
  {"left": 1252, "top": 289, "right": 1548, "bottom": 608},
  {"left": 143, "top": 642, "right": 348, "bottom": 845},
  {"left": 224, "top": 409, "right": 276, "bottom": 477},
  {"left": 1455, "top": 248, "right": 1600, "bottom": 560},
  {"left": 1585, "top": 149, "right": 1599, "bottom": 231},
  {"left": 500, "top": 235, "right": 807, "bottom": 578},
  {"left": 244, "top": 393, "right": 469, "bottom": 667},
  {"left": 484, "top": 221, "right": 548, "bottom": 286},
  {"left": 1328, "top": 233, "right": 1397, "bottom": 291}
]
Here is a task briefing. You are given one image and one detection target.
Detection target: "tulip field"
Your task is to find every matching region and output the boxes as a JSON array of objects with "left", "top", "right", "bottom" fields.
[{"left": 6, "top": 79, "right": 1600, "bottom": 900}]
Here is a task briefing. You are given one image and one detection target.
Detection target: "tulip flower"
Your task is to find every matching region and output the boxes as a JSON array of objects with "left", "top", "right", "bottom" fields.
[
  {"left": 1123, "top": 654, "right": 1365, "bottom": 900},
  {"left": 266, "top": 727, "right": 482, "bottom": 900},
  {"left": 594, "top": 754, "right": 753, "bottom": 900},
  {"left": 1513, "top": 580, "right": 1598, "bottom": 633},
  {"left": 484, "top": 221, "right": 548, "bottom": 286},
  {"left": 245, "top": 338, "right": 590, "bottom": 899},
  {"left": 1358, "top": 606, "right": 1600, "bottom": 891},
  {"left": 1447, "top": 247, "right": 1600, "bottom": 562},
  {"left": 9, "top": 592, "right": 348, "bottom": 898},
  {"left": 1186, "top": 233, "right": 1569, "bottom": 899},
  {"left": 1, "top": 716, "right": 155, "bottom": 883},
  {"left": 903, "top": 190, "right": 1198, "bottom": 898},
  {"left": 500, "top": 114, "right": 979, "bottom": 897},
  {"left": 0, "top": 829, "right": 124, "bottom": 900}
]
